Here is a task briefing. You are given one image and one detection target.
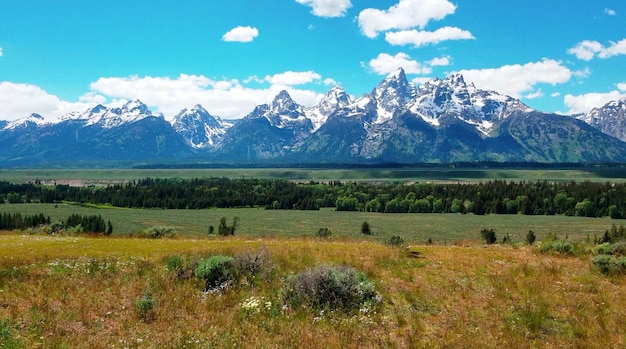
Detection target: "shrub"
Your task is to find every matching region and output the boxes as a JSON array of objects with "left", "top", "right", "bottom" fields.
[
  {"left": 480, "top": 228, "right": 497, "bottom": 244},
  {"left": 316, "top": 227, "right": 332, "bottom": 239},
  {"left": 361, "top": 221, "right": 372, "bottom": 235},
  {"left": 232, "top": 248, "right": 273, "bottom": 284},
  {"left": 610, "top": 241, "right": 626, "bottom": 256},
  {"left": 387, "top": 235, "right": 404, "bottom": 247},
  {"left": 501, "top": 233, "right": 511, "bottom": 244},
  {"left": 135, "top": 290, "right": 155, "bottom": 323},
  {"left": 165, "top": 255, "right": 184, "bottom": 272},
  {"left": 194, "top": 255, "right": 234, "bottom": 291},
  {"left": 136, "top": 226, "right": 176, "bottom": 239},
  {"left": 594, "top": 243, "right": 612, "bottom": 256},
  {"left": 218, "top": 217, "right": 239, "bottom": 236},
  {"left": 526, "top": 230, "right": 536, "bottom": 245},
  {"left": 539, "top": 240, "right": 574, "bottom": 255},
  {"left": 284, "top": 264, "right": 380, "bottom": 313},
  {"left": 592, "top": 255, "right": 626, "bottom": 275}
]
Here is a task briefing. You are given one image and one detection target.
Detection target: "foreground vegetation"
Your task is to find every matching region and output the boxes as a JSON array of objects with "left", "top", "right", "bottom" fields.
[{"left": 1, "top": 234, "right": 625, "bottom": 348}]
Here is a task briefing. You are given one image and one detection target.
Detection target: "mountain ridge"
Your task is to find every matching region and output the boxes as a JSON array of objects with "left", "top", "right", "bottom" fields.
[{"left": 1, "top": 68, "right": 626, "bottom": 167}]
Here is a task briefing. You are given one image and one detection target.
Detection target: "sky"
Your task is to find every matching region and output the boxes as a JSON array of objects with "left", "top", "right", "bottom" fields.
[{"left": 0, "top": 0, "right": 625, "bottom": 121}]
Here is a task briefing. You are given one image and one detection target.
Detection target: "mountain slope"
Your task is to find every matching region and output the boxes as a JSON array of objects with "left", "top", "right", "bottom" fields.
[
  {"left": 172, "top": 105, "right": 232, "bottom": 148},
  {"left": 578, "top": 97, "right": 626, "bottom": 142}
]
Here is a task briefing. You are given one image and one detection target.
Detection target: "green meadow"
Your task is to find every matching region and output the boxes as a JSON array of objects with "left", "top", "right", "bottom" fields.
[{"left": 0, "top": 203, "right": 616, "bottom": 244}]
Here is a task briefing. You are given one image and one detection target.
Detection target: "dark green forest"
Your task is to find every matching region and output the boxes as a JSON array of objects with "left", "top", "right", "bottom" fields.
[{"left": 1, "top": 178, "right": 626, "bottom": 218}]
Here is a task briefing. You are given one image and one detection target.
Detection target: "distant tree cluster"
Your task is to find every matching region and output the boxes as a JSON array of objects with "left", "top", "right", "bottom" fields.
[
  {"left": 0, "top": 211, "right": 111, "bottom": 235},
  {"left": 65, "top": 214, "right": 112, "bottom": 235},
  {"left": 2, "top": 178, "right": 626, "bottom": 218},
  {"left": 0, "top": 212, "right": 50, "bottom": 230}
]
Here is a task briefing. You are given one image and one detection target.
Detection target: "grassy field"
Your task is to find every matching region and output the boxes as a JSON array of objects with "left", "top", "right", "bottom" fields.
[
  {"left": 0, "top": 203, "right": 618, "bottom": 244},
  {"left": 2, "top": 167, "right": 626, "bottom": 184},
  {"left": 0, "top": 235, "right": 625, "bottom": 348}
]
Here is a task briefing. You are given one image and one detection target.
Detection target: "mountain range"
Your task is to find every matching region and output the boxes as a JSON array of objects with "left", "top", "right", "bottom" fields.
[{"left": 1, "top": 68, "right": 626, "bottom": 167}]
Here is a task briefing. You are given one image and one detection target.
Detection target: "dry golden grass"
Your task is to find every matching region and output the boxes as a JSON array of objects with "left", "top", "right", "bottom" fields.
[{"left": 1, "top": 234, "right": 625, "bottom": 348}]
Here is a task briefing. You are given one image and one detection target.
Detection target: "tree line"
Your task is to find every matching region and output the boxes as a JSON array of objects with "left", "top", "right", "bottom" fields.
[
  {"left": 0, "top": 211, "right": 111, "bottom": 234},
  {"left": 1, "top": 178, "right": 626, "bottom": 218}
]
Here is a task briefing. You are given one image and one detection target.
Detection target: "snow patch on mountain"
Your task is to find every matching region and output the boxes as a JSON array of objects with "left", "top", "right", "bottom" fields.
[
  {"left": 3, "top": 113, "right": 48, "bottom": 130},
  {"left": 172, "top": 105, "right": 232, "bottom": 148},
  {"left": 578, "top": 97, "right": 626, "bottom": 141},
  {"left": 62, "top": 100, "right": 159, "bottom": 129}
]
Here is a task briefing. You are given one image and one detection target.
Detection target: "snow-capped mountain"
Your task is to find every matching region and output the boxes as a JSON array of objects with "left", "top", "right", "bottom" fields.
[
  {"left": 578, "top": 97, "right": 626, "bottom": 142},
  {"left": 172, "top": 105, "right": 233, "bottom": 148},
  {"left": 2, "top": 113, "right": 49, "bottom": 130},
  {"left": 409, "top": 73, "right": 532, "bottom": 133},
  {"left": 1, "top": 69, "right": 626, "bottom": 166},
  {"left": 304, "top": 86, "right": 354, "bottom": 132},
  {"left": 65, "top": 100, "right": 162, "bottom": 129}
]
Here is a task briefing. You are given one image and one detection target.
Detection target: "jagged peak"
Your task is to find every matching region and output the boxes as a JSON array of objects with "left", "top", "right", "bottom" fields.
[
  {"left": 384, "top": 67, "right": 406, "bottom": 81},
  {"left": 443, "top": 73, "right": 466, "bottom": 86},
  {"left": 273, "top": 90, "right": 293, "bottom": 102},
  {"left": 321, "top": 86, "right": 352, "bottom": 104},
  {"left": 270, "top": 90, "right": 300, "bottom": 113},
  {"left": 121, "top": 99, "right": 149, "bottom": 114},
  {"left": 28, "top": 113, "right": 44, "bottom": 120}
]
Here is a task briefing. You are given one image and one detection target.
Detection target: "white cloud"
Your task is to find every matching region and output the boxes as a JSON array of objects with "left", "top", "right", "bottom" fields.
[
  {"left": 0, "top": 82, "right": 93, "bottom": 121},
  {"left": 456, "top": 59, "right": 572, "bottom": 98},
  {"left": 573, "top": 67, "right": 591, "bottom": 79},
  {"left": 429, "top": 56, "right": 451, "bottom": 66},
  {"left": 369, "top": 52, "right": 432, "bottom": 75},
  {"left": 564, "top": 91, "right": 626, "bottom": 114},
  {"left": 222, "top": 26, "right": 259, "bottom": 43},
  {"left": 0, "top": 46, "right": 3, "bottom": 57},
  {"left": 295, "top": 0, "right": 352, "bottom": 17},
  {"left": 568, "top": 39, "right": 626, "bottom": 60},
  {"left": 323, "top": 78, "right": 337, "bottom": 85},
  {"left": 551, "top": 92, "right": 561, "bottom": 98},
  {"left": 604, "top": 8, "right": 617, "bottom": 16},
  {"left": 88, "top": 73, "right": 325, "bottom": 119},
  {"left": 358, "top": 0, "right": 456, "bottom": 38},
  {"left": 385, "top": 27, "right": 474, "bottom": 47},
  {"left": 524, "top": 89, "right": 543, "bottom": 99},
  {"left": 264, "top": 71, "right": 321, "bottom": 85},
  {"left": 618, "top": 82, "right": 626, "bottom": 92},
  {"left": 411, "top": 77, "right": 432, "bottom": 86}
]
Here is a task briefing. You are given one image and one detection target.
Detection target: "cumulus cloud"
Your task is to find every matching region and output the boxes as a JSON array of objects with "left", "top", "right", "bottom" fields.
[
  {"left": 524, "top": 89, "right": 544, "bottom": 99},
  {"left": 604, "top": 8, "right": 617, "bottom": 16},
  {"left": 369, "top": 52, "right": 432, "bottom": 75},
  {"left": 618, "top": 82, "right": 626, "bottom": 91},
  {"left": 568, "top": 39, "right": 626, "bottom": 60},
  {"left": 411, "top": 77, "right": 432, "bottom": 86},
  {"left": 0, "top": 82, "right": 93, "bottom": 121},
  {"left": 88, "top": 73, "right": 325, "bottom": 119},
  {"left": 564, "top": 91, "right": 626, "bottom": 114},
  {"left": 295, "top": 0, "right": 352, "bottom": 17},
  {"left": 222, "top": 26, "right": 259, "bottom": 43},
  {"left": 385, "top": 27, "right": 474, "bottom": 47},
  {"left": 323, "top": 78, "right": 338, "bottom": 85},
  {"left": 0, "top": 70, "right": 336, "bottom": 121},
  {"left": 429, "top": 56, "right": 451, "bottom": 66},
  {"left": 358, "top": 0, "right": 456, "bottom": 38},
  {"left": 264, "top": 71, "right": 321, "bottom": 85},
  {"left": 0, "top": 46, "right": 3, "bottom": 57},
  {"left": 456, "top": 59, "right": 572, "bottom": 98}
]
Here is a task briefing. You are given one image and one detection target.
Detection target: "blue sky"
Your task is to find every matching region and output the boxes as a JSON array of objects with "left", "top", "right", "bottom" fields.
[{"left": 0, "top": 0, "right": 625, "bottom": 121}]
